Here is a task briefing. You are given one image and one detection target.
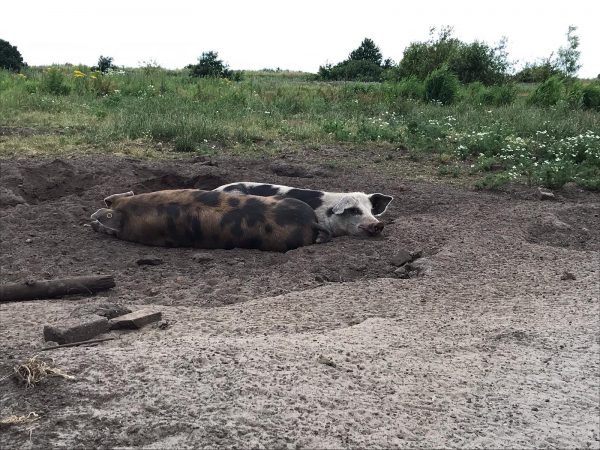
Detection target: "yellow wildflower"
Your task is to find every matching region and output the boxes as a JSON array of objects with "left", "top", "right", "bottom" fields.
[{"left": 73, "top": 70, "right": 86, "bottom": 78}]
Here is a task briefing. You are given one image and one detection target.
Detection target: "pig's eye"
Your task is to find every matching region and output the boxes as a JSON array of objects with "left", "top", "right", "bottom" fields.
[{"left": 343, "top": 207, "right": 362, "bottom": 216}]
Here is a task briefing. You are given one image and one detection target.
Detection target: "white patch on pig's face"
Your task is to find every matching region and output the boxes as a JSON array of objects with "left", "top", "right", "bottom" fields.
[{"left": 325, "top": 193, "right": 392, "bottom": 237}]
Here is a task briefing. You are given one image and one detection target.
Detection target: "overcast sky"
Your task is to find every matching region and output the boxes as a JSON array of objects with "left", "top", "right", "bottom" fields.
[{"left": 4, "top": 0, "right": 599, "bottom": 78}]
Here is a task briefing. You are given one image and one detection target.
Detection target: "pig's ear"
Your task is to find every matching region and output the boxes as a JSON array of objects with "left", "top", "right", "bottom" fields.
[
  {"left": 369, "top": 193, "right": 393, "bottom": 216},
  {"left": 331, "top": 196, "right": 355, "bottom": 215}
]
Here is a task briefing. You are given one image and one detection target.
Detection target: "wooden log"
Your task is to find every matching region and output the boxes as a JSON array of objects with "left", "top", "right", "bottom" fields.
[
  {"left": 0, "top": 275, "right": 115, "bottom": 303},
  {"left": 41, "top": 337, "right": 115, "bottom": 351}
]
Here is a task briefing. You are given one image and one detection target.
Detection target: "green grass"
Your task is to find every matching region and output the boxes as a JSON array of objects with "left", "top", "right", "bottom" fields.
[{"left": 1, "top": 66, "right": 599, "bottom": 190}]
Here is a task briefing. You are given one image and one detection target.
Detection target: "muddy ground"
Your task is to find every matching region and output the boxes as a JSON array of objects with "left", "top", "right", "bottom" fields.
[{"left": 0, "top": 153, "right": 599, "bottom": 449}]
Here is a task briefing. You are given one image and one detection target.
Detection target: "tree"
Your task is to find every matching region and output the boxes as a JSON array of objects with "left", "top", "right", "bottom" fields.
[
  {"left": 557, "top": 25, "right": 581, "bottom": 78},
  {"left": 0, "top": 39, "right": 25, "bottom": 71},
  {"left": 348, "top": 38, "right": 383, "bottom": 66},
  {"left": 189, "top": 51, "right": 233, "bottom": 78},
  {"left": 95, "top": 55, "right": 116, "bottom": 73}
]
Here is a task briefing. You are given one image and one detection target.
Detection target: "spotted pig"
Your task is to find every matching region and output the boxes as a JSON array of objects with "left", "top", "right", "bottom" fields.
[
  {"left": 90, "top": 189, "right": 330, "bottom": 252},
  {"left": 215, "top": 182, "right": 393, "bottom": 238}
]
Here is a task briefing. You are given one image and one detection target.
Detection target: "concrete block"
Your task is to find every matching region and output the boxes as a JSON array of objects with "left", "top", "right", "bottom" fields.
[
  {"left": 43, "top": 315, "right": 109, "bottom": 344},
  {"left": 109, "top": 309, "right": 162, "bottom": 330}
]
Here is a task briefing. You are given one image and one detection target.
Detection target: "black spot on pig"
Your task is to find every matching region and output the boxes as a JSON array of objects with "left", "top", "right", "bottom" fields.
[
  {"left": 228, "top": 197, "right": 240, "bottom": 207},
  {"left": 274, "top": 199, "right": 314, "bottom": 226},
  {"left": 193, "top": 191, "right": 221, "bottom": 207},
  {"left": 166, "top": 217, "right": 178, "bottom": 236},
  {"left": 265, "top": 223, "right": 273, "bottom": 234},
  {"left": 241, "top": 237, "right": 264, "bottom": 249},
  {"left": 247, "top": 184, "right": 280, "bottom": 197},
  {"left": 285, "top": 228, "right": 306, "bottom": 251},
  {"left": 190, "top": 216, "right": 203, "bottom": 242},
  {"left": 286, "top": 189, "right": 324, "bottom": 209},
  {"left": 220, "top": 198, "right": 267, "bottom": 237},
  {"left": 157, "top": 203, "right": 181, "bottom": 219}
]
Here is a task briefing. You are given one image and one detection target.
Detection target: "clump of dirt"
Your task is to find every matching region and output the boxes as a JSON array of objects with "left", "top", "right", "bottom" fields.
[{"left": 527, "top": 205, "right": 600, "bottom": 251}]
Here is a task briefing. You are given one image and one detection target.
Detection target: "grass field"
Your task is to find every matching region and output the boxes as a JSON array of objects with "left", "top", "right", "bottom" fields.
[{"left": 1, "top": 66, "right": 599, "bottom": 190}]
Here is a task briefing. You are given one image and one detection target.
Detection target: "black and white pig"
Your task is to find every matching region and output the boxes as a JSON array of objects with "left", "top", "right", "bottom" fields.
[
  {"left": 90, "top": 189, "right": 330, "bottom": 252},
  {"left": 215, "top": 182, "right": 393, "bottom": 238}
]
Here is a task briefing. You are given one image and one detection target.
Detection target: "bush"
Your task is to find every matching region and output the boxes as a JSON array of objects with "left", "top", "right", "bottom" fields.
[
  {"left": 0, "top": 39, "right": 25, "bottom": 71},
  {"left": 95, "top": 56, "right": 116, "bottom": 74},
  {"left": 396, "top": 76, "right": 425, "bottom": 100},
  {"left": 514, "top": 61, "right": 560, "bottom": 83},
  {"left": 319, "top": 60, "right": 383, "bottom": 82},
  {"left": 582, "top": 83, "right": 600, "bottom": 111},
  {"left": 474, "top": 173, "right": 511, "bottom": 190},
  {"left": 528, "top": 75, "right": 564, "bottom": 107},
  {"left": 40, "top": 67, "right": 70, "bottom": 95},
  {"left": 318, "top": 38, "right": 385, "bottom": 82},
  {"left": 397, "top": 27, "right": 510, "bottom": 85},
  {"left": 424, "top": 66, "right": 459, "bottom": 104},
  {"left": 189, "top": 51, "right": 233, "bottom": 79},
  {"left": 448, "top": 40, "right": 509, "bottom": 85},
  {"left": 478, "top": 84, "right": 516, "bottom": 106}
]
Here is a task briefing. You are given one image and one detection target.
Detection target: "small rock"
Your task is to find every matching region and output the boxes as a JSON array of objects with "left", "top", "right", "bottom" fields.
[
  {"left": 191, "top": 252, "right": 213, "bottom": 263},
  {"left": 531, "top": 406, "right": 539, "bottom": 412},
  {"left": 410, "top": 249, "right": 423, "bottom": 260},
  {"left": 560, "top": 271, "right": 576, "bottom": 281},
  {"left": 317, "top": 355, "right": 336, "bottom": 367},
  {"left": 25, "top": 238, "right": 32, "bottom": 243},
  {"left": 136, "top": 258, "right": 163, "bottom": 266},
  {"left": 44, "top": 315, "right": 109, "bottom": 344},
  {"left": 394, "top": 266, "right": 410, "bottom": 279},
  {"left": 109, "top": 309, "right": 162, "bottom": 330},
  {"left": 158, "top": 320, "right": 170, "bottom": 330},
  {"left": 44, "top": 341, "right": 59, "bottom": 348},
  {"left": 0, "top": 187, "right": 27, "bottom": 208},
  {"left": 390, "top": 249, "right": 412, "bottom": 267},
  {"left": 538, "top": 187, "right": 555, "bottom": 200}
]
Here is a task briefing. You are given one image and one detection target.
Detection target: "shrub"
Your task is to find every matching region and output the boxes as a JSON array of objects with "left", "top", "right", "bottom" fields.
[
  {"left": 424, "top": 66, "right": 459, "bottom": 104},
  {"left": 528, "top": 75, "right": 564, "bottom": 107},
  {"left": 397, "top": 27, "right": 510, "bottom": 85},
  {"left": 189, "top": 51, "right": 233, "bottom": 79},
  {"left": 40, "top": 67, "right": 70, "bottom": 95},
  {"left": 318, "top": 38, "right": 385, "bottom": 82},
  {"left": 448, "top": 40, "right": 510, "bottom": 85},
  {"left": 321, "top": 60, "right": 383, "bottom": 82},
  {"left": 582, "top": 83, "right": 600, "bottom": 111},
  {"left": 0, "top": 39, "right": 25, "bottom": 71},
  {"left": 95, "top": 56, "right": 116, "bottom": 74},
  {"left": 396, "top": 76, "right": 425, "bottom": 100},
  {"left": 514, "top": 61, "right": 560, "bottom": 83},
  {"left": 478, "top": 84, "right": 516, "bottom": 106},
  {"left": 474, "top": 173, "right": 511, "bottom": 190}
]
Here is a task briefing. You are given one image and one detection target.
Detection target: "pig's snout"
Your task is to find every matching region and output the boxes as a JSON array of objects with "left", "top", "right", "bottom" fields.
[{"left": 359, "top": 221, "right": 384, "bottom": 236}]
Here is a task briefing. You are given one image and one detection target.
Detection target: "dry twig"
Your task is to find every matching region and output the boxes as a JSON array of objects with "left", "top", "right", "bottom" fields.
[{"left": 12, "top": 355, "right": 75, "bottom": 387}]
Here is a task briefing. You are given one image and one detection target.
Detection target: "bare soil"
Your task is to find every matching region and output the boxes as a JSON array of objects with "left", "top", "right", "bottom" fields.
[{"left": 1, "top": 154, "right": 599, "bottom": 449}]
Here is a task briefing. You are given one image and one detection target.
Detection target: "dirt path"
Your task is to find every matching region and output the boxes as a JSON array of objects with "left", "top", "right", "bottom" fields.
[{"left": 1, "top": 156, "right": 599, "bottom": 448}]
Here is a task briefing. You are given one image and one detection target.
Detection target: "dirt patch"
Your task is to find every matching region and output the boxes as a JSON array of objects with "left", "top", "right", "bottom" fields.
[
  {"left": 527, "top": 205, "right": 600, "bottom": 251},
  {"left": 0, "top": 154, "right": 599, "bottom": 448},
  {"left": 0, "top": 126, "right": 67, "bottom": 137}
]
